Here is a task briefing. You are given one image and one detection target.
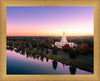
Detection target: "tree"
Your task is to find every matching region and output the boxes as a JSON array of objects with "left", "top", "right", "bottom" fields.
[
  {"left": 19, "top": 44, "right": 25, "bottom": 50},
  {"left": 46, "top": 49, "right": 49, "bottom": 54},
  {"left": 52, "top": 46, "right": 57, "bottom": 54},
  {"left": 77, "top": 43, "right": 91, "bottom": 55},
  {"left": 62, "top": 44, "right": 72, "bottom": 52}
]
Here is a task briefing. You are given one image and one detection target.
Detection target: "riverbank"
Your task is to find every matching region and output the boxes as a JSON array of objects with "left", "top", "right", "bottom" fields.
[{"left": 26, "top": 49, "right": 93, "bottom": 73}]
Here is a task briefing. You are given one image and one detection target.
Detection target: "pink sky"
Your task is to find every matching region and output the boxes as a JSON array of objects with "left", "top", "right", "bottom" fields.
[{"left": 7, "top": 7, "right": 94, "bottom": 36}]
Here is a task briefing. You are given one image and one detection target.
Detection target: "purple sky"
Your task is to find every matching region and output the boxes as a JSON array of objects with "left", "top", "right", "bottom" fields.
[{"left": 7, "top": 7, "right": 94, "bottom": 36}]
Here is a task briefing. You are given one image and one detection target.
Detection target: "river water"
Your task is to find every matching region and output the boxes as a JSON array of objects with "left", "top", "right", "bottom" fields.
[{"left": 7, "top": 50, "right": 93, "bottom": 74}]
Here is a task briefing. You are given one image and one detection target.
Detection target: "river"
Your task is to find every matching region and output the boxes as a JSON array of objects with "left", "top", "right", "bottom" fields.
[{"left": 7, "top": 50, "right": 93, "bottom": 74}]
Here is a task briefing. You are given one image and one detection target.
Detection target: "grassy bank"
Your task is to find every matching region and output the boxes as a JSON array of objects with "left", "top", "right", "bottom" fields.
[{"left": 30, "top": 50, "right": 93, "bottom": 73}]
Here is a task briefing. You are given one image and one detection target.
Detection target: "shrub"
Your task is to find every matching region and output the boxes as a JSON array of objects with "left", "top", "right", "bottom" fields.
[{"left": 62, "top": 44, "right": 72, "bottom": 52}]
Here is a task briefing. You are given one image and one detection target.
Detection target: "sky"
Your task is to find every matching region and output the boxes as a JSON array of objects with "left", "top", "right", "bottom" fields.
[{"left": 7, "top": 7, "right": 94, "bottom": 36}]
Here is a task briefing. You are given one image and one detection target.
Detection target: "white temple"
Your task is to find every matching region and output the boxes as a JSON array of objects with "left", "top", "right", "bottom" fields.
[{"left": 54, "top": 31, "right": 77, "bottom": 48}]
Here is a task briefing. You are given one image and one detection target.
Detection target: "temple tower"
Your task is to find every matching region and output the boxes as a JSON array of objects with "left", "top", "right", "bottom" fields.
[{"left": 60, "top": 31, "right": 67, "bottom": 44}]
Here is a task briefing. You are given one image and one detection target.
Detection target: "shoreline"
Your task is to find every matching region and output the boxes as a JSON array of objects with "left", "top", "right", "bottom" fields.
[{"left": 27, "top": 49, "right": 93, "bottom": 73}]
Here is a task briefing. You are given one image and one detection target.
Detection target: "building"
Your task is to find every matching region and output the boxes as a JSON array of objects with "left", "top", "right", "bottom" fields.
[{"left": 54, "top": 31, "right": 77, "bottom": 48}]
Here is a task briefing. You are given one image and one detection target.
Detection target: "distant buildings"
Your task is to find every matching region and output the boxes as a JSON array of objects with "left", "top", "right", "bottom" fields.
[{"left": 54, "top": 31, "right": 77, "bottom": 48}]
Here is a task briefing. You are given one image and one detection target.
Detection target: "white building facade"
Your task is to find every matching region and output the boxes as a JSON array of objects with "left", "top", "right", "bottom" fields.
[{"left": 55, "top": 31, "right": 77, "bottom": 48}]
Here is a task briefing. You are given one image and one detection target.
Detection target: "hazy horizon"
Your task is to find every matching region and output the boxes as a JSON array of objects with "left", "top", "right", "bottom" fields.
[{"left": 7, "top": 35, "right": 94, "bottom": 37}]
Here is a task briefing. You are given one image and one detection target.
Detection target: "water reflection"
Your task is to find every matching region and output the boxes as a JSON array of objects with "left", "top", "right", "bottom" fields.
[
  {"left": 52, "top": 61, "right": 58, "bottom": 70},
  {"left": 35, "top": 55, "right": 39, "bottom": 60},
  {"left": 62, "top": 63, "right": 65, "bottom": 68},
  {"left": 69, "top": 66, "right": 76, "bottom": 74},
  {"left": 40, "top": 57, "right": 44, "bottom": 62},
  {"left": 7, "top": 46, "right": 77, "bottom": 73},
  {"left": 26, "top": 51, "right": 30, "bottom": 58},
  {"left": 20, "top": 50, "right": 25, "bottom": 55},
  {"left": 15, "top": 49, "right": 20, "bottom": 53},
  {"left": 7, "top": 46, "right": 14, "bottom": 51},
  {"left": 46, "top": 57, "right": 49, "bottom": 62},
  {"left": 32, "top": 54, "right": 37, "bottom": 59},
  {"left": 7, "top": 46, "right": 92, "bottom": 74}
]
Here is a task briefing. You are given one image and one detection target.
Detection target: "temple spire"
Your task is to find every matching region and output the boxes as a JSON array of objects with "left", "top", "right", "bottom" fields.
[
  {"left": 63, "top": 30, "right": 65, "bottom": 36},
  {"left": 61, "top": 30, "right": 67, "bottom": 43}
]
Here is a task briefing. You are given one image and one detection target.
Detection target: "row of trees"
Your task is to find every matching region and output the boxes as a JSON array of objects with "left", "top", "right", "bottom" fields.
[
  {"left": 7, "top": 36, "right": 93, "bottom": 58},
  {"left": 7, "top": 36, "right": 93, "bottom": 48}
]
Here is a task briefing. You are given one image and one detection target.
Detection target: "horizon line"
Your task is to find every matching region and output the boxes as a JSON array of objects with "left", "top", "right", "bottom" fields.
[{"left": 6, "top": 35, "right": 94, "bottom": 37}]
